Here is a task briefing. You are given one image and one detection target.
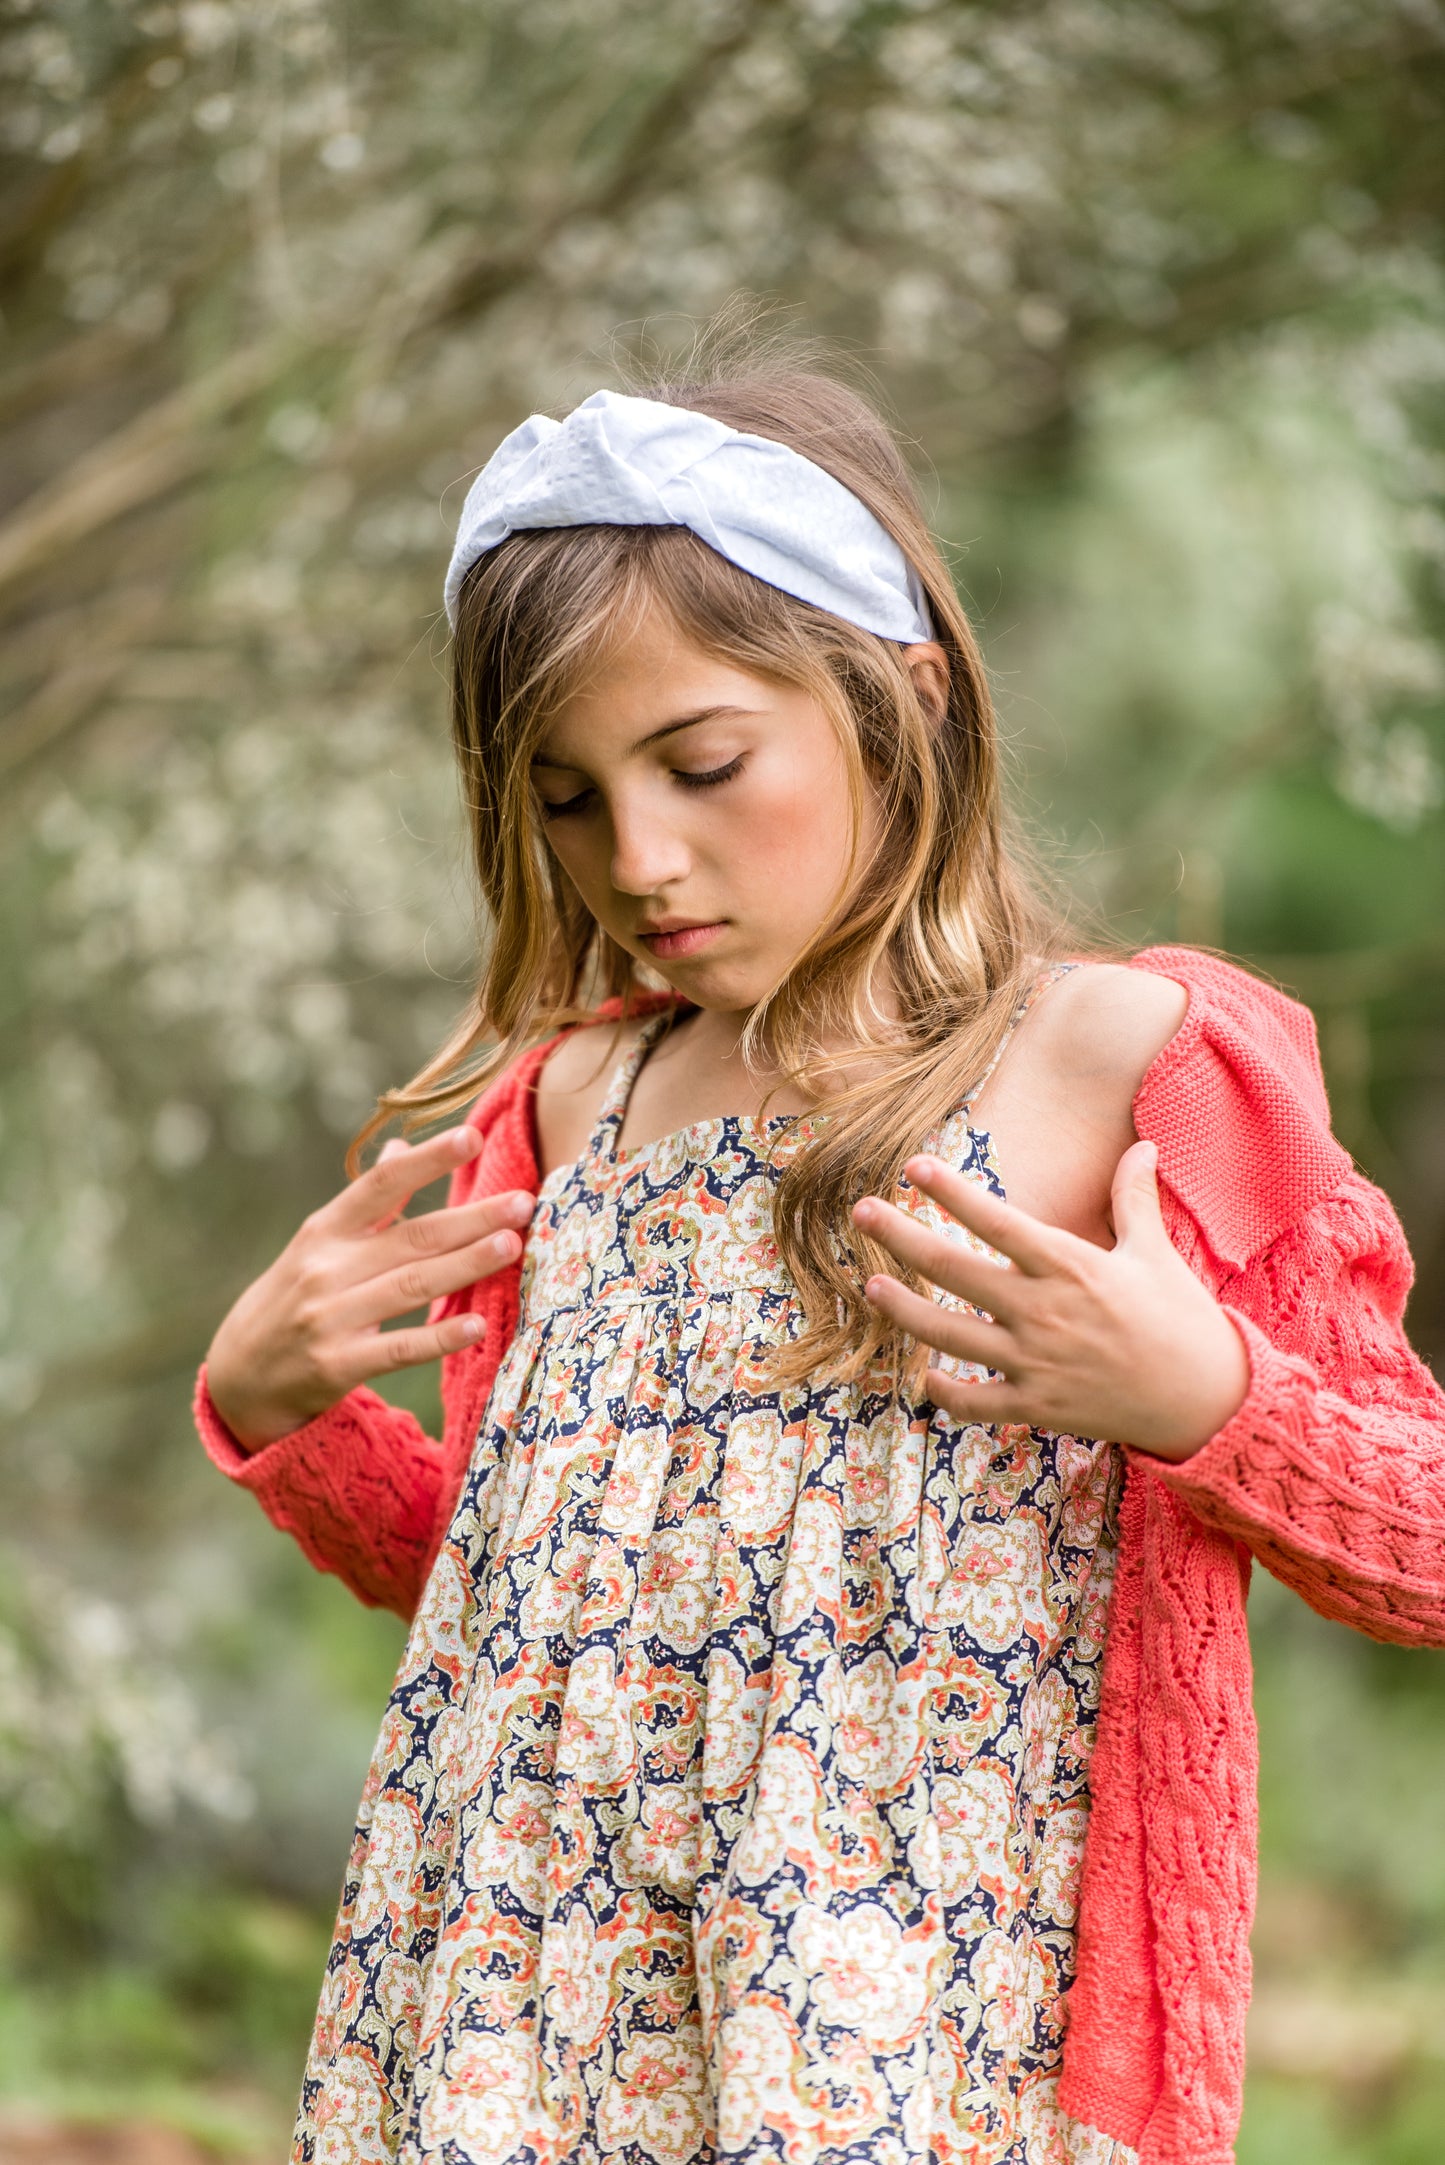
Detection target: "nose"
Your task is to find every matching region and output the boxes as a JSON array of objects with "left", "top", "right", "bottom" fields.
[{"left": 608, "top": 794, "right": 691, "bottom": 898}]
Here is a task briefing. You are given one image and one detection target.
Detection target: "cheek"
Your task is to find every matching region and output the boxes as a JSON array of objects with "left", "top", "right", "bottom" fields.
[
  {"left": 542, "top": 823, "right": 583, "bottom": 874},
  {"left": 723, "top": 749, "right": 855, "bottom": 891},
  {"left": 540, "top": 822, "right": 609, "bottom": 908}
]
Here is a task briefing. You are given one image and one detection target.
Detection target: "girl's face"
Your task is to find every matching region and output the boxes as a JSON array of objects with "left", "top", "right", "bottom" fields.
[{"left": 531, "top": 605, "right": 879, "bottom": 1014}]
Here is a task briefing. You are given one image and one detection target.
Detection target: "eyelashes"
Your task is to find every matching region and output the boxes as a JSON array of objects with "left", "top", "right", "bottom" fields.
[
  {"left": 537, "top": 755, "right": 746, "bottom": 822},
  {"left": 678, "top": 754, "right": 745, "bottom": 792},
  {"left": 537, "top": 791, "right": 590, "bottom": 823}
]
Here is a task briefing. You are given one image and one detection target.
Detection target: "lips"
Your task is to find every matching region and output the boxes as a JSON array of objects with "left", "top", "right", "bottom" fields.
[{"left": 638, "top": 921, "right": 727, "bottom": 959}]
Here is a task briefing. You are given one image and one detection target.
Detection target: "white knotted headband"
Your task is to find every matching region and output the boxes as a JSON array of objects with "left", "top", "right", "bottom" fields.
[{"left": 443, "top": 388, "right": 934, "bottom": 644}]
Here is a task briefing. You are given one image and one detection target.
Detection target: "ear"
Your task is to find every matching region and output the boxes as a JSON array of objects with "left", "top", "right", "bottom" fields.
[{"left": 902, "top": 641, "right": 950, "bottom": 731}]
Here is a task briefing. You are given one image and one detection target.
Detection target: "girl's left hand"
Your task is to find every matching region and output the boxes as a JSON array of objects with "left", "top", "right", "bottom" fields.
[{"left": 853, "top": 1140, "right": 1250, "bottom": 1462}]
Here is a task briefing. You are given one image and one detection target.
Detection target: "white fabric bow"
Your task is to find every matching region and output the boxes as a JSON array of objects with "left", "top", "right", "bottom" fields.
[{"left": 443, "top": 389, "right": 934, "bottom": 643}]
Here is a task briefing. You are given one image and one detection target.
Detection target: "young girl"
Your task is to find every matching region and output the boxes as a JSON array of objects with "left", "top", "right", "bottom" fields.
[{"left": 197, "top": 359, "right": 1445, "bottom": 2165}]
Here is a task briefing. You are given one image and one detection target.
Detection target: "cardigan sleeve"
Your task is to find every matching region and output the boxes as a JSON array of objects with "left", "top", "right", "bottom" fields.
[
  {"left": 1153, "top": 1169, "right": 1445, "bottom": 1647},
  {"left": 193, "top": 1367, "right": 452, "bottom": 1616}
]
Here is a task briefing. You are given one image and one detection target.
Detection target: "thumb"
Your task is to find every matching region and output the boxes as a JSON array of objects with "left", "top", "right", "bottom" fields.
[{"left": 1111, "top": 1138, "right": 1166, "bottom": 1248}]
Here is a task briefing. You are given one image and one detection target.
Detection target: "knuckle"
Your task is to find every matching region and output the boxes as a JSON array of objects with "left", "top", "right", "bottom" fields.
[
  {"left": 301, "top": 1342, "right": 344, "bottom": 1397},
  {"left": 1023, "top": 1295, "right": 1062, "bottom": 1343},
  {"left": 360, "top": 1165, "right": 398, "bottom": 1213},
  {"left": 293, "top": 1296, "right": 326, "bottom": 1344},
  {"left": 395, "top": 1265, "right": 431, "bottom": 1309},
  {"left": 290, "top": 1272, "right": 334, "bottom": 1336},
  {"left": 1008, "top": 1313, "right": 1038, "bottom": 1357},
  {"left": 403, "top": 1212, "right": 441, "bottom": 1257},
  {"left": 293, "top": 1246, "right": 334, "bottom": 1300},
  {"left": 382, "top": 1328, "right": 421, "bottom": 1371}
]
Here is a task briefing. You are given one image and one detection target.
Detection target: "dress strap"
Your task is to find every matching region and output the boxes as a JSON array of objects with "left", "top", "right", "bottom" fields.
[
  {"left": 583, "top": 1009, "right": 675, "bottom": 1163},
  {"left": 966, "top": 960, "right": 1080, "bottom": 1104}
]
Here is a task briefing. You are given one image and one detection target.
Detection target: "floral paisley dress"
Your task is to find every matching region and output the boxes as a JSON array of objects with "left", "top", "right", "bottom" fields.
[{"left": 298, "top": 994, "right": 1134, "bottom": 2165}]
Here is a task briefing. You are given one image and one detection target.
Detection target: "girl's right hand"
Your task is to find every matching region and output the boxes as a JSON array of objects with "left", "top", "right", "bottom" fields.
[{"left": 204, "top": 1125, "right": 536, "bottom": 1454}]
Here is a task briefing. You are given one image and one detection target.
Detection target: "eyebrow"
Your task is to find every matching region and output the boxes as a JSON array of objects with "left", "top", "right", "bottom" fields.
[{"left": 530, "top": 704, "right": 759, "bottom": 768}]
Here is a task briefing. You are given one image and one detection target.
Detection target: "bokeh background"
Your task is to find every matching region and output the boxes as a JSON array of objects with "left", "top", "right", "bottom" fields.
[{"left": 2, "top": 1, "right": 1444, "bottom": 2159}]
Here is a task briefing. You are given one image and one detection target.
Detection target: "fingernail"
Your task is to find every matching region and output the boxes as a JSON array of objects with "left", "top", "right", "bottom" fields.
[
  {"left": 853, "top": 1198, "right": 877, "bottom": 1223},
  {"left": 907, "top": 1155, "right": 938, "bottom": 1180},
  {"left": 452, "top": 1127, "right": 482, "bottom": 1156},
  {"left": 461, "top": 1315, "right": 484, "bottom": 1341}
]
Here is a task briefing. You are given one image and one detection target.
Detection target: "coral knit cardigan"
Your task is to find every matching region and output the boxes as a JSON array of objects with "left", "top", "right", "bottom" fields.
[{"left": 194, "top": 945, "right": 1445, "bottom": 2165}]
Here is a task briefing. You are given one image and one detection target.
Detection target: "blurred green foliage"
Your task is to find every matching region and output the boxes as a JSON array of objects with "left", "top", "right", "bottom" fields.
[{"left": 1, "top": 0, "right": 1443, "bottom": 2156}]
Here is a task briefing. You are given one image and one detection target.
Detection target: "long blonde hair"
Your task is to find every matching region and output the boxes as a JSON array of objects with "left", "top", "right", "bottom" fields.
[{"left": 353, "top": 339, "right": 1078, "bottom": 1391}]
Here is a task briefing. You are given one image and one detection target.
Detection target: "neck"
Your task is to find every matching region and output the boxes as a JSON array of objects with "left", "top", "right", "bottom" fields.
[{"left": 656, "top": 977, "right": 906, "bottom": 1105}]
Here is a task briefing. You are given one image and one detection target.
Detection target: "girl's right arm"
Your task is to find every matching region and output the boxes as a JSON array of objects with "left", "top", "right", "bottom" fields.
[
  {"left": 206, "top": 1125, "right": 533, "bottom": 1449},
  {"left": 197, "top": 1123, "right": 536, "bottom": 1615}
]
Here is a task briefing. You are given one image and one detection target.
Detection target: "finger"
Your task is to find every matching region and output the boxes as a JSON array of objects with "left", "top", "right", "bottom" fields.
[
  {"left": 326, "top": 1125, "right": 485, "bottom": 1236},
  {"left": 862, "top": 1270, "right": 1014, "bottom": 1371},
  {"left": 852, "top": 1194, "right": 1023, "bottom": 1321},
  {"left": 1110, "top": 1138, "right": 1166, "bottom": 1248},
  {"left": 346, "top": 1309, "right": 489, "bottom": 1384},
  {"left": 899, "top": 1156, "right": 1065, "bottom": 1276},
  {"left": 366, "top": 1190, "right": 536, "bottom": 1277},
  {"left": 369, "top": 1138, "right": 415, "bottom": 1230},
  {"left": 922, "top": 1369, "right": 1028, "bottom": 1426},
  {"left": 329, "top": 1225, "right": 526, "bottom": 1334}
]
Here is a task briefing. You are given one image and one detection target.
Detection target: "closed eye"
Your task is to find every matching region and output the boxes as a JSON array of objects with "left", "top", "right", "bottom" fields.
[
  {"left": 537, "top": 785, "right": 593, "bottom": 822},
  {"left": 536, "top": 755, "right": 745, "bottom": 822},
  {"left": 676, "top": 754, "right": 745, "bottom": 792}
]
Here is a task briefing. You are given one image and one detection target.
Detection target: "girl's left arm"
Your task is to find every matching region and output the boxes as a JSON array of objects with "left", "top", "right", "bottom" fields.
[
  {"left": 1153, "top": 1168, "right": 1445, "bottom": 1646},
  {"left": 858, "top": 1152, "right": 1445, "bottom": 1648}
]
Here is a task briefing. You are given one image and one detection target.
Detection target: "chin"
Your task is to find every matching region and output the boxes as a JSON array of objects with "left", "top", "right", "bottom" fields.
[{"left": 650, "top": 959, "right": 773, "bottom": 1012}]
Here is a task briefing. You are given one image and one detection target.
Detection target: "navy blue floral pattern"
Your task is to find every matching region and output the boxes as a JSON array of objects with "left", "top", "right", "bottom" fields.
[{"left": 296, "top": 1008, "right": 1133, "bottom": 2165}]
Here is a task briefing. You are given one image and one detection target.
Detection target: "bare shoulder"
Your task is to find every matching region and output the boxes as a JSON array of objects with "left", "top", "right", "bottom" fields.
[
  {"left": 534, "top": 1015, "right": 649, "bottom": 1177},
  {"left": 976, "top": 962, "right": 1189, "bottom": 1242},
  {"left": 1022, "top": 961, "right": 1188, "bottom": 1092}
]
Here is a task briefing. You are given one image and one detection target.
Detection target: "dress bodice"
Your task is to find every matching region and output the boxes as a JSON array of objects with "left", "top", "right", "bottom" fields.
[{"left": 294, "top": 1001, "right": 1133, "bottom": 2165}]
